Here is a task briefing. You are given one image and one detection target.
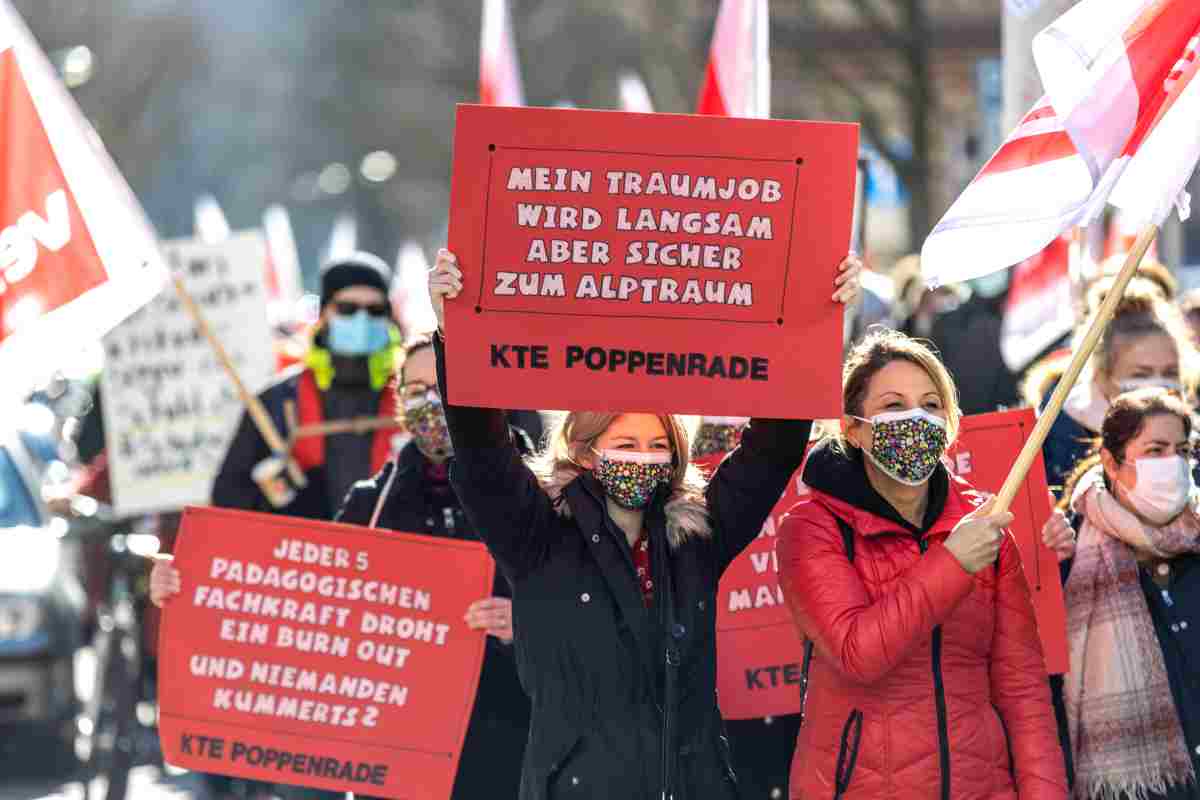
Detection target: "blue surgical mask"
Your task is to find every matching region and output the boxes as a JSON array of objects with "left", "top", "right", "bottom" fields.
[
  {"left": 328, "top": 311, "right": 390, "bottom": 356},
  {"left": 967, "top": 271, "right": 1009, "bottom": 299}
]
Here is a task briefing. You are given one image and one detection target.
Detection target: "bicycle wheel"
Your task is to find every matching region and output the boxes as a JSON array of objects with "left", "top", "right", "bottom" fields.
[{"left": 81, "top": 619, "right": 138, "bottom": 800}]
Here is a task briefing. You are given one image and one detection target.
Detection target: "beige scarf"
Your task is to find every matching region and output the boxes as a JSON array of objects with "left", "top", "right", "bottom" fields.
[{"left": 1065, "top": 467, "right": 1200, "bottom": 800}]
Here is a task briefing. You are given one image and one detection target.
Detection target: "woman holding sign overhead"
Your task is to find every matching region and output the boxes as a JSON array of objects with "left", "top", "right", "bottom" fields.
[
  {"left": 777, "top": 330, "right": 1066, "bottom": 800},
  {"left": 427, "top": 247, "right": 859, "bottom": 800}
]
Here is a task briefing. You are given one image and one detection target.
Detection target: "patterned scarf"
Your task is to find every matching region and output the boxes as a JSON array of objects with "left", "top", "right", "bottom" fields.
[{"left": 1065, "top": 466, "right": 1200, "bottom": 800}]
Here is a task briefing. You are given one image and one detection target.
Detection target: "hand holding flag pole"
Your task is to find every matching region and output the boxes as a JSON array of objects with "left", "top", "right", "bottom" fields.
[{"left": 992, "top": 224, "right": 1157, "bottom": 514}]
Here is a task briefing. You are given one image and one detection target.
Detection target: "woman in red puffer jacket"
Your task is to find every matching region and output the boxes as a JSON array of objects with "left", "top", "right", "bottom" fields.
[{"left": 778, "top": 330, "right": 1066, "bottom": 800}]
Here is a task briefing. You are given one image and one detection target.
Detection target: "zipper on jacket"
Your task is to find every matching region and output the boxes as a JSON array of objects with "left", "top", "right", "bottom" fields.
[
  {"left": 832, "top": 709, "right": 863, "bottom": 800},
  {"left": 918, "top": 536, "right": 952, "bottom": 800}
]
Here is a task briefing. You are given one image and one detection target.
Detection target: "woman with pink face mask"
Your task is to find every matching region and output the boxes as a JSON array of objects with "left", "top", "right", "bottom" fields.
[
  {"left": 426, "top": 248, "right": 860, "bottom": 800},
  {"left": 1059, "top": 388, "right": 1200, "bottom": 800}
]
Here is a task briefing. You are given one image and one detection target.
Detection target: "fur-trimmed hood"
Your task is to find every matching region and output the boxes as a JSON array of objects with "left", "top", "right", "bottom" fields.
[{"left": 538, "top": 465, "right": 711, "bottom": 548}]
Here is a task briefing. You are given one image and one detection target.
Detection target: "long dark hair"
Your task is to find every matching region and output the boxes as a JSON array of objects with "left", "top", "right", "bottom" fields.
[{"left": 1058, "top": 388, "right": 1193, "bottom": 509}]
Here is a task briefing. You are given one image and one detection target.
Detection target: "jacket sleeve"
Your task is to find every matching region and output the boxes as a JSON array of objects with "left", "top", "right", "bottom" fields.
[
  {"left": 705, "top": 418, "right": 811, "bottom": 572},
  {"left": 435, "top": 332, "right": 557, "bottom": 582},
  {"left": 777, "top": 503, "right": 976, "bottom": 685},
  {"left": 989, "top": 537, "right": 1070, "bottom": 799},
  {"left": 211, "top": 408, "right": 271, "bottom": 511},
  {"left": 334, "top": 479, "right": 379, "bottom": 526}
]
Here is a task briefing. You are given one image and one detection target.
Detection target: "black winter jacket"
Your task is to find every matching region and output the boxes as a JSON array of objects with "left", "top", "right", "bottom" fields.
[
  {"left": 337, "top": 440, "right": 532, "bottom": 800},
  {"left": 434, "top": 334, "right": 811, "bottom": 800},
  {"left": 211, "top": 366, "right": 386, "bottom": 520}
]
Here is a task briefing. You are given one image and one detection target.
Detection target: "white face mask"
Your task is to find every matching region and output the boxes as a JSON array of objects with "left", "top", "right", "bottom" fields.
[
  {"left": 1117, "top": 377, "right": 1183, "bottom": 394},
  {"left": 1125, "top": 455, "right": 1193, "bottom": 524}
]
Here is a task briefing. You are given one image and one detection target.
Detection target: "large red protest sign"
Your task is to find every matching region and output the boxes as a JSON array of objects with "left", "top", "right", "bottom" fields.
[
  {"left": 714, "top": 410, "right": 1069, "bottom": 720},
  {"left": 446, "top": 105, "right": 857, "bottom": 419},
  {"left": 158, "top": 507, "right": 495, "bottom": 800},
  {"left": 713, "top": 455, "right": 809, "bottom": 721},
  {"left": 947, "top": 408, "right": 1069, "bottom": 674}
]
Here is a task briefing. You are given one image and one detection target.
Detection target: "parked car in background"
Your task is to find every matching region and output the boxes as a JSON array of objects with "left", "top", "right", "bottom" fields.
[{"left": 0, "top": 405, "right": 87, "bottom": 765}]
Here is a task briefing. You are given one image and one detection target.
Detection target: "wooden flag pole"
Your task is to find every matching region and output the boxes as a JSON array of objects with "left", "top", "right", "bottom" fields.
[
  {"left": 992, "top": 223, "right": 1159, "bottom": 514},
  {"left": 169, "top": 273, "right": 307, "bottom": 488}
]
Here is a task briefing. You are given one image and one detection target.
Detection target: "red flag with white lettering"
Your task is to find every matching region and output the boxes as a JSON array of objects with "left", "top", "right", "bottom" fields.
[
  {"left": 0, "top": 3, "right": 165, "bottom": 394},
  {"left": 479, "top": 0, "right": 524, "bottom": 107},
  {"left": 696, "top": 0, "right": 770, "bottom": 118}
]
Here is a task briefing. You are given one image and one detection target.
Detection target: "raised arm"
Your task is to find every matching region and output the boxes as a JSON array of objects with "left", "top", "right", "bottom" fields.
[
  {"left": 777, "top": 503, "right": 976, "bottom": 685},
  {"left": 705, "top": 418, "right": 810, "bottom": 571},
  {"left": 434, "top": 332, "right": 556, "bottom": 582},
  {"left": 988, "top": 536, "right": 1069, "bottom": 799}
]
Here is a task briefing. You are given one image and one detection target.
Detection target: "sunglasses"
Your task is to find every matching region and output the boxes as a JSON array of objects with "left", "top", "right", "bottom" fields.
[{"left": 333, "top": 301, "right": 390, "bottom": 318}]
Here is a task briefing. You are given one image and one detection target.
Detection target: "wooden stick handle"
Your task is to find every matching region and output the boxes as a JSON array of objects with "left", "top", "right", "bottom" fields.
[
  {"left": 992, "top": 223, "right": 1159, "bottom": 514},
  {"left": 170, "top": 273, "right": 306, "bottom": 487}
]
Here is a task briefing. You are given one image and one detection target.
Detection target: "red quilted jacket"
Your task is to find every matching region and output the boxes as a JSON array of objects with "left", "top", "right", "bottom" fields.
[{"left": 777, "top": 444, "right": 1066, "bottom": 800}]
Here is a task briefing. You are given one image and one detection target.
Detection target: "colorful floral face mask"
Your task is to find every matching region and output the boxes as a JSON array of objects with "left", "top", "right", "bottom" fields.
[
  {"left": 592, "top": 449, "right": 673, "bottom": 510},
  {"left": 852, "top": 408, "right": 947, "bottom": 486},
  {"left": 403, "top": 391, "right": 453, "bottom": 463}
]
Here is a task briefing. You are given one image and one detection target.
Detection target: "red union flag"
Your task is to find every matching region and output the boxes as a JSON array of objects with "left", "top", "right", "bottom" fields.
[
  {"left": 0, "top": 2, "right": 164, "bottom": 392},
  {"left": 479, "top": 0, "right": 524, "bottom": 107},
  {"left": 696, "top": 0, "right": 770, "bottom": 118},
  {"left": 1000, "top": 233, "right": 1073, "bottom": 373},
  {"left": 923, "top": 0, "right": 1200, "bottom": 287}
]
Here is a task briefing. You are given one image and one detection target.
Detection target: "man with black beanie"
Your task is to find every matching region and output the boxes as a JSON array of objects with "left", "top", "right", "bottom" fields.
[{"left": 212, "top": 250, "right": 405, "bottom": 522}]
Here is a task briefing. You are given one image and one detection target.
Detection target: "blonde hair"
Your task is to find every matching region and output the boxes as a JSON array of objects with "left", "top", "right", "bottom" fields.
[
  {"left": 528, "top": 411, "right": 708, "bottom": 506},
  {"left": 1078, "top": 282, "right": 1196, "bottom": 386},
  {"left": 838, "top": 328, "right": 962, "bottom": 448}
]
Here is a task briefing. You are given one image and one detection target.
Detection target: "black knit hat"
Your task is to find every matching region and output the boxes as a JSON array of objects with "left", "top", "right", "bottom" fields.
[{"left": 319, "top": 251, "right": 392, "bottom": 309}]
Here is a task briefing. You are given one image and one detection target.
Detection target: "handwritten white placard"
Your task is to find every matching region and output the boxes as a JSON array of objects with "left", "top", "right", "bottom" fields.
[{"left": 101, "top": 232, "right": 275, "bottom": 515}]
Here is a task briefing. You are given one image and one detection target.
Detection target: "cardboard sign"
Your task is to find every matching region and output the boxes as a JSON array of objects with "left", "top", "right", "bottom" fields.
[
  {"left": 158, "top": 507, "right": 495, "bottom": 800},
  {"left": 446, "top": 105, "right": 858, "bottom": 419},
  {"left": 947, "top": 409, "right": 1069, "bottom": 674},
  {"left": 713, "top": 455, "right": 810, "bottom": 721},
  {"left": 714, "top": 410, "right": 1069, "bottom": 720},
  {"left": 100, "top": 233, "right": 274, "bottom": 516}
]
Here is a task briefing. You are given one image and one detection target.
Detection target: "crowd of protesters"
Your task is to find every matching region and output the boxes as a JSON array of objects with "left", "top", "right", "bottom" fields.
[{"left": 114, "top": 240, "right": 1199, "bottom": 800}]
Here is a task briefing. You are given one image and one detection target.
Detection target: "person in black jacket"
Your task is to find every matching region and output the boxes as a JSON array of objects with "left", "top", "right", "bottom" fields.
[
  {"left": 211, "top": 251, "right": 405, "bottom": 522},
  {"left": 334, "top": 334, "right": 533, "bottom": 800},
  {"left": 426, "top": 248, "right": 860, "bottom": 800}
]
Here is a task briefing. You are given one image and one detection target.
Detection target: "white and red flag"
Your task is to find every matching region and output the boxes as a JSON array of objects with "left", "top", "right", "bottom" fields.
[
  {"left": 618, "top": 71, "right": 655, "bottom": 113},
  {"left": 262, "top": 204, "right": 304, "bottom": 324},
  {"left": 923, "top": 0, "right": 1200, "bottom": 287},
  {"left": 1000, "top": 233, "right": 1073, "bottom": 372},
  {"left": 0, "top": 2, "right": 165, "bottom": 394},
  {"left": 696, "top": 0, "right": 770, "bottom": 118},
  {"left": 479, "top": 0, "right": 524, "bottom": 107}
]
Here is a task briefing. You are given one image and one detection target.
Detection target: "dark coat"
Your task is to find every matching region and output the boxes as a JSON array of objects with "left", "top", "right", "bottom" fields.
[
  {"left": 337, "top": 440, "right": 532, "bottom": 800},
  {"left": 1133, "top": 554, "right": 1200, "bottom": 800},
  {"left": 434, "top": 334, "right": 811, "bottom": 800},
  {"left": 211, "top": 367, "right": 386, "bottom": 520},
  {"left": 928, "top": 295, "right": 1019, "bottom": 415}
]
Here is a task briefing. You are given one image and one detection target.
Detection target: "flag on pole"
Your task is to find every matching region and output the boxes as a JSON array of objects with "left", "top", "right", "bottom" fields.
[
  {"left": 923, "top": 0, "right": 1200, "bottom": 287},
  {"left": 323, "top": 213, "right": 357, "bottom": 263},
  {"left": 262, "top": 204, "right": 304, "bottom": 323},
  {"left": 696, "top": 0, "right": 770, "bottom": 118},
  {"left": 1103, "top": 207, "right": 1160, "bottom": 260},
  {"left": 0, "top": 1, "right": 165, "bottom": 398},
  {"left": 193, "top": 194, "right": 231, "bottom": 243},
  {"left": 618, "top": 71, "right": 655, "bottom": 113},
  {"left": 391, "top": 241, "right": 438, "bottom": 337},
  {"left": 999, "top": 233, "right": 1073, "bottom": 372},
  {"left": 480, "top": 0, "right": 524, "bottom": 107}
]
